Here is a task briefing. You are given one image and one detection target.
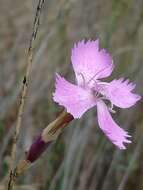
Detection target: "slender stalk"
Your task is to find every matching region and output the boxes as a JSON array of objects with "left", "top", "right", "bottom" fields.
[{"left": 7, "top": 1, "right": 45, "bottom": 189}]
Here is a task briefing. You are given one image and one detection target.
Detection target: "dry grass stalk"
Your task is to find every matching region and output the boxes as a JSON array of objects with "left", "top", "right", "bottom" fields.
[{"left": 7, "top": 0, "right": 45, "bottom": 189}]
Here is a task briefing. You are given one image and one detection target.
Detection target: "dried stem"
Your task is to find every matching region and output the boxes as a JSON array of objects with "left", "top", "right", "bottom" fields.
[{"left": 7, "top": 1, "right": 45, "bottom": 190}]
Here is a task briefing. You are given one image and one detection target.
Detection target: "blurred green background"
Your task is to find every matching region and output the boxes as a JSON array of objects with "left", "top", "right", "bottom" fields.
[{"left": 0, "top": 0, "right": 143, "bottom": 189}]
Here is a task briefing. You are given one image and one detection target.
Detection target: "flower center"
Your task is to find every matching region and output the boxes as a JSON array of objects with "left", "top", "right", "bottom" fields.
[
  {"left": 91, "top": 86, "right": 116, "bottom": 114},
  {"left": 92, "top": 88, "right": 101, "bottom": 99},
  {"left": 78, "top": 72, "right": 116, "bottom": 113}
]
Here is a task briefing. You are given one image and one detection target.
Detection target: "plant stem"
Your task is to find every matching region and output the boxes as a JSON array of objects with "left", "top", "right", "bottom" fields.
[{"left": 7, "top": 1, "right": 45, "bottom": 189}]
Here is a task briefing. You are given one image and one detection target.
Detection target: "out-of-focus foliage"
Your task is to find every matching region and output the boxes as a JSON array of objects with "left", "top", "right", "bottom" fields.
[{"left": 0, "top": 0, "right": 143, "bottom": 189}]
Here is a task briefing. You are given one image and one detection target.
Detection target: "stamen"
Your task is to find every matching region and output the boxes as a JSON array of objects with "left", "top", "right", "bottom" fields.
[
  {"left": 92, "top": 89, "right": 101, "bottom": 99},
  {"left": 77, "top": 73, "right": 86, "bottom": 87},
  {"left": 100, "top": 97, "right": 116, "bottom": 113},
  {"left": 108, "top": 102, "right": 116, "bottom": 114},
  {"left": 109, "top": 108, "right": 116, "bottom": 114},
  {"left": 87, "top": 64, "right": 114, "bottom": 85}
]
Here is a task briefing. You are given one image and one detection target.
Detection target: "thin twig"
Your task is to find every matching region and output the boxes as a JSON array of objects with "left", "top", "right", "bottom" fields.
[{"left": 7, "top": 0, "right": 45, "bottom": 189}]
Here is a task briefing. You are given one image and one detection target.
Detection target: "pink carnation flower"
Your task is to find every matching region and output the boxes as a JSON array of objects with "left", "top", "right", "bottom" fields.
[{"left": 53, "top": 39, "right": 141, "bottom": 149}]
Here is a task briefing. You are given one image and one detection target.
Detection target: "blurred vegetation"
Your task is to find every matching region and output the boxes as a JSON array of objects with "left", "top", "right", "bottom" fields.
[{"left": 0, "top": 0, "right": 143, "bottom": 189}]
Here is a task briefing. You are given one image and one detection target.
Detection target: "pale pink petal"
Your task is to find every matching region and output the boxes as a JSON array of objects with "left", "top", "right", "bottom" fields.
[
  {"left": 71, "top": 39, "right": 114, "bottom": 85},
  {"left": 99, "top": 78, "right": 141, "bottom": 108},
  {"left": 97, "top": 100, "right": 131, "bottom": 149},
  {"left": 53, "top": 74, "right": 96, "bottom": 118}
]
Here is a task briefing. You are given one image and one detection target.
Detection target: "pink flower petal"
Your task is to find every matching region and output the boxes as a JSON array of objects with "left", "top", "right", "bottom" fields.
[
  {"left": 71, "top": 39, "right": 114, "bottom": 86},
  {"left": 53, "top": 74, "right": 96, "bottom": 118},
  {"left": 97, "top": 100, "right": 131, "bottom": 149},
  {"left": 100, "top": 78, "right": 141, "bottom": 108}
]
